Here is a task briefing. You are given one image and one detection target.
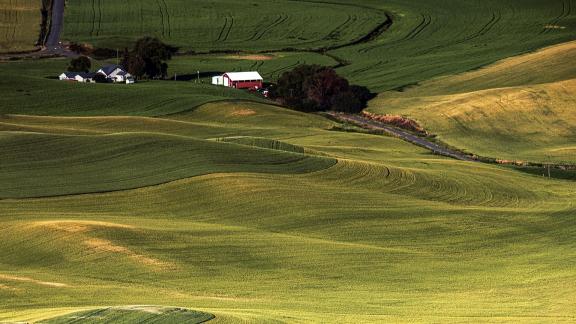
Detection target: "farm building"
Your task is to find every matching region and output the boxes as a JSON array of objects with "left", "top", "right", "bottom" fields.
[
  {"left": 60, "top": 65, "right": 134, "bottom": 84},
  {"left": 75, "top": 72, "right": 96, "bottom": 83},
  {"left": 59, "top": 72, "right": 78, "bottom": 81},
  {"left": 97, "top": 65, "right": 134, "bottom": 83},
  {"left": 58, "top": 72, "right": 96, "bottom": 83},
  {"left": 212, "top": 72, "right": 263, "bottom": 89}
]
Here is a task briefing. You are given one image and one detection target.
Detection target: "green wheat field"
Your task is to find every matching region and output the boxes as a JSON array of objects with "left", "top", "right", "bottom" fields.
[{"left": 0, "top": 0, "right": 575, "bottom": 322}]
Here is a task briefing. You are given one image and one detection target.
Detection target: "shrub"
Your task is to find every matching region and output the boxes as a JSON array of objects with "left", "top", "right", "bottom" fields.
[
  {"left": 122, "top": 37, "right": 178, "bottom": 79},
  {"left": 67, "top": 56, "right": 91, "bottom": 73}
]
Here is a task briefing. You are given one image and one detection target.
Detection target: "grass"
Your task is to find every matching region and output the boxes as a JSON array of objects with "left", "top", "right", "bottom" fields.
[
  {"left": 168, "top": 52, "right": 338, "bottom": 82},
  {"left": 0, "top": 58, "right": 269, "bottom": 116},
  {"left": 60, "top": 0, "right": 576, "bottom": 92},
  {"left": 1, "top": 100, "right": 575, "bottom": 322},
  {"left": 0, "top": 0, "right": 41, "bottom": 53},
  {"left": 368, "top": 41, "right": 576, "bottom": 164},
  {"left": 332, "top": 0, "right": 576, "bottom": 91},
  {"left": 61, "top": 0, "right": 384, "bottom": 52},
  {"left": 40, "top": 306, "right": 214, "bottom": 323},
  {"left": 0, "top": 0, "right": 575, "bottom": 322}
]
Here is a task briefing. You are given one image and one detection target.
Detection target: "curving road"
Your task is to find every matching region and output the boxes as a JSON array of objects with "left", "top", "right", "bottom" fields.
[{"left": 329, "top": 113, "right": 478, "bottom": 162}]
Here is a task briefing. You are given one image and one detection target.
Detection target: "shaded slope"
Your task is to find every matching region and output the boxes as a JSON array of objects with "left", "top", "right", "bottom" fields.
[
  {"left": 41, "top": 306, "right": 214, "bottom": 323},
  {"left": 0, "top": 132, "right": 336, "bottom": 198},
  {"left": 369, "top": 41, "right": 576, "bottom": 163}
]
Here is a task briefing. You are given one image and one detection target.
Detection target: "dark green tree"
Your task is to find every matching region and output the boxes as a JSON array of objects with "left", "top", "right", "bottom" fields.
[
  {"left": 67, "top": 56, "right": 91, "bottom": 73},
  {"left": 122, "top": 37, "right": 178, "bottom": 79},
  {"left": 272, "top": 64, "right": 374, "bottom": 113}
]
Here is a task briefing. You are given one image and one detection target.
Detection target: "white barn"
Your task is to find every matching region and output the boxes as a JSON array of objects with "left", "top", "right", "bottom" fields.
[{"left": 212, "top": 71, "right": 263, "bottom": 89}]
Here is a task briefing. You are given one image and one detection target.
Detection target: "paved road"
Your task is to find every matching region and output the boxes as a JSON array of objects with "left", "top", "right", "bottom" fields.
[
  {"left": 330, "top": 113, "right": 477, "bottom": 162},
  {"left": 46, "top": 0, "right": 64, "bottom": 46},
  {"left": 42, "top": 0, "right": 75, "bottom": 57}
]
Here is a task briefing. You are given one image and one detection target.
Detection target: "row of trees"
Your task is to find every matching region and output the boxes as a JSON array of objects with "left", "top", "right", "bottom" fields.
[{"left": 270, "top": 65, "right": 374, "bottom": 113}]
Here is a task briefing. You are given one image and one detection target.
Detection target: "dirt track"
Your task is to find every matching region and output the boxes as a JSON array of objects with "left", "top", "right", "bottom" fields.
[{"left": 329, "top": 112, "right": 478, "bottom": 162}]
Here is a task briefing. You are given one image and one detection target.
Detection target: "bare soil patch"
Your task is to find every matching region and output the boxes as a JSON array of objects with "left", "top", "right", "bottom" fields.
[
  {"left": 229, "top": 108, "right": 257, "bottom": 117},
  {"left": 0, "top": 273, "right": 68, "bottom": 287},
  {"left": 223, "top": 54, "right": 275, "bottom": 61}
]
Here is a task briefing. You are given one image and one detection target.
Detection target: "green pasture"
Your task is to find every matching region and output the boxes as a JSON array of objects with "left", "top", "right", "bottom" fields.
[
  {"left": 59, "top": 0, "right": 576, "bottom": 91},
  {"left": 1, "top": 99, "right": 576, "bottom": 322},
  {"left": 0, "top": 58, "right": 269, "bottom": 116},
  {"left": 0, "top": 0, "right": 575, "bottom": 322},
  {"left": 62, "top": 0, "right": 384, "bottom": 52},
  {"left": 169, "top": 52, "right": 337, "bottom": 82}
]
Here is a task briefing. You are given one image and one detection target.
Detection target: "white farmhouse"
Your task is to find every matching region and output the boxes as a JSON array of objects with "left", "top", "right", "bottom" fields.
[
  {"left": 97, "top": 65, "right": 134, "bottom": 83},
  {"left": 58, "top": 72, "right": 95, "bottom": 83},
  {"left": 59, "top": 72, "right": 78, "bottom": 81},
  {"left": 75, "top": 72, "right": 96, "bottom": 83}
]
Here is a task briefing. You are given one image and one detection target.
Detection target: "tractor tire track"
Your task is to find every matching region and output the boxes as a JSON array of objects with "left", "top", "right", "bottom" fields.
[
  {"left": 221, "top": 15, "right": 234, "bottom": 42},
  {"left": 360, "top": 14, "right": 431, "bottom": 54},
  {"left": 11, "top": 0, "right": 17, "bottom": 43},
  {"left": 89, "top": 0, "right": 96, "bottom": 36},
  {"left": 160, "top": 0, "right": 171, "bottom": 37},
  {"left": 403, "top": 14, "right": 432, "bottom": 41},
  {"left": 541, "top": 0, "right": 570, "bottom": 34},
  {"left": 416, "top": 11, "right": 501, "bottom": 56},
  {"left": 248, "top": 14, "right": 288, "bottom": 41},
  {"left": 324, "top": 14, "right": 354, "bottom": 41},
  {"left": 154, "top": 0, "right": 166, "bottom": 37},
  {"left": 216, "top": 17, "right": 229, "bottom": 42},
  {"left": 96, "top": 0, "right": 103, "bottom": 36}
]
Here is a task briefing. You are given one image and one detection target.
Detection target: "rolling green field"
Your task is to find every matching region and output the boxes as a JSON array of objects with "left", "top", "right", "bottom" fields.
[
  {"left": 1, "top": 0, "right": 576, "bottom": 322},
  {"left": 0, "top": 58, "right": 268, "bottom": 116},
  {"left": 62, "top": 0, "right": 384, "bottom": 52},
  {"left": 1, "top": 101, "right": 576, "bottom": 322},
  {"left": 368, "top": 41, "right": 576, "bottom": 164},
  {"left": 61, "top": 0, "right": 576, "bottom": 91},
  {"left": 0, "top": 0, "right": 41, "bottom": 53}
]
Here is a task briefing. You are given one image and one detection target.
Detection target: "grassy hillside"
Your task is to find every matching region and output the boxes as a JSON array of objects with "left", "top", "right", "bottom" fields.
[
  {"left": 41, "top": 306, "right": 214, "bottom": 323},
  {"left": 169, "top": 52, "right": 338, "bottom": 82},
  {"left": 1, "top": 101, "right": 576, "bottom": 322},
  {"left": 60, "top": 0, "right": 576, "bottom": 91},
  {"left": 332, "top": 0, "right": 576, "bottom": 91},
  {"left": 368, "top": 41, "right": 576, "bottom": 163},
  {"left": 0, "top": 0, "right": 41, "bottom": 53},
  {"left": 62, "top": 0, "right": 384, "bottom": 52},
  {"left": 0, "top": 58, "right": 272, "bottom": 116},
  {"left": 1, "top": 0, "right": 575, "bottom": 322}
]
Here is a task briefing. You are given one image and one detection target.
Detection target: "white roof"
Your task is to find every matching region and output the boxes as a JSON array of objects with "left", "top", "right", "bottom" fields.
[{"left": 224, "top": 71, "right": 263, "bottom": 81}]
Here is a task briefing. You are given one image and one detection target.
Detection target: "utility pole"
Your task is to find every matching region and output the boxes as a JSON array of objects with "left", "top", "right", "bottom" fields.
[
  {"left": 197, "top": 70, "right": 200, "bottom": 83},
  {"left": 174, "top": 73, "right": 177, "bottom": 81},
  {"left": 116, "top": 48, "right": 119, "bottom": 65}
]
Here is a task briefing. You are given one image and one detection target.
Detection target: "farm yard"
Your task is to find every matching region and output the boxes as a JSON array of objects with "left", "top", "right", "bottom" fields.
[{"left": 0, "top": 0, "right": 576, "bottom": 322}]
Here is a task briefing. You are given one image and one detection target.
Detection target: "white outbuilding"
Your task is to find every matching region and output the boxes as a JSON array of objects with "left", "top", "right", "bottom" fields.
[{"left": 212, "top": 71, "right": 263, "bottom": 89}]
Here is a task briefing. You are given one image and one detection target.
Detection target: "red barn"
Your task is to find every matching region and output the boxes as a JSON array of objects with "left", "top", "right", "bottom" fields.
[{"left": 222, "top": 72, "right": 263, "bottom": 89}]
